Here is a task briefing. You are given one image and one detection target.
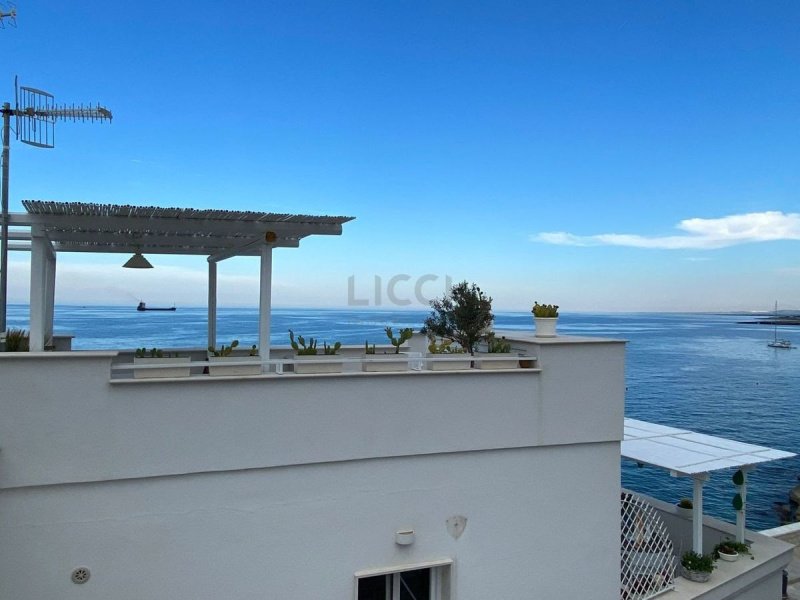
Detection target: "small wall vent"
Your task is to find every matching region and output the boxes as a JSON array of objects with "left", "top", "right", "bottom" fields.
[{"left": 71, "top": 566, "right": 91, "bottom": 584}]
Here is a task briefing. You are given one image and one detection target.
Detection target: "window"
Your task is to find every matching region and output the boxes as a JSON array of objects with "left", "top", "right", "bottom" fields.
[{"left": 356, "top": 562, "right": 450, "bottom": 600}]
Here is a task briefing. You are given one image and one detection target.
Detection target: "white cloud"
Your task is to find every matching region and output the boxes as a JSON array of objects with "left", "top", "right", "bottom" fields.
[{"left": 532, "top": 211, "right": 800, "bottom": 250}]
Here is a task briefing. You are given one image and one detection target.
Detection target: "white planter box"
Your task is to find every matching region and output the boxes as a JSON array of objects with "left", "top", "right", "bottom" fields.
[
  {"left": 534, "top": 317, "right": 558, "bottom": 337},
  {"left": 133, "top": 356, "right": 191, "bottom": 379},
  {"left": 361, "top": 354, "right": 409, "bottom": 372},
  {"left": 208, "top": 355, "right": 262, "bottom": 376},
  {"left": 473, "top": 352, "right": 518, "bottom": 370},
  {"left": 293, "top": 355, "right": 343, "bottom": 374},
  {"left": 426, "top": 353, "right": 472, "bottom": 371}
]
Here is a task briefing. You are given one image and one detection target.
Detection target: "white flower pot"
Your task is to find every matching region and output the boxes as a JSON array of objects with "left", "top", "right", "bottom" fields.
[
  {"left": 208, "top": 355, "right": 262, "bottom": 376},
  {"left": 717, "top": 550, "right": 738, "bottom": 562},
  {"left": 293, "top": 355, "right": 343, "bottom": 374},
  {"left": 426, "top": 353, "right": 472, "bottom": 371},
  {"left": 534, "top": 316, "right": 558, "bottom": 337},
  {"left": 133, "top": 356, "right": 191, "bottom": 379},
  {"left": 473, "top": 352, "right": 518, "bottom": 370}
]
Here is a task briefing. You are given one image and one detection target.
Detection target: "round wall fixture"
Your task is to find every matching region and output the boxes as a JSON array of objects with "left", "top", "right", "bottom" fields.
[{"left": 71, "top": 566, "right": 91, "bottom": 584}]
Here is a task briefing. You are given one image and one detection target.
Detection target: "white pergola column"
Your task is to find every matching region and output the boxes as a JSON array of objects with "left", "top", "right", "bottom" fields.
[
  {"left": 258, "top": 244, "right": 273, "bottom": 372},
  {"left": 44, "top": 250, "right": 56, "bottom": 346},
  {"left": 29, "top": 226, "right": 54, "bottom": 352},
  {"left": 735, "top": 466, "right": 752, "bottom": 544},
  {"left": 692, "top": 473, "right": 709, "bottom": 553},
  {"left": 207, "top": 260, "right": 217, "bottom": 351}
]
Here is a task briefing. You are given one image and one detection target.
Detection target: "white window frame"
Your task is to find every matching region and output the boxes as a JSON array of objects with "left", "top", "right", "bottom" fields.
[{"left": 354, "top": 559, "right": 453, "bottom": 600}]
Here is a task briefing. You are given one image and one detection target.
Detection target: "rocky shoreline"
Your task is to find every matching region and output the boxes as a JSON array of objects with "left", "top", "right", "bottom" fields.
[{"left": 738, "top": 318, "right": 800, "bottom": 325}]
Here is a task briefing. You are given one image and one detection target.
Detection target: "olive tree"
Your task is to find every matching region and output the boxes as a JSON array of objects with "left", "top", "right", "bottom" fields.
[{"left": 422, "top": 281, "right": 493, "bottom": 354}]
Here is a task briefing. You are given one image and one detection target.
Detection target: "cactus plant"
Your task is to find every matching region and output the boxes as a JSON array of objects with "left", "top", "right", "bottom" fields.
[
  {"left": 427, "top": 337, "right": 464, "bottom": 354},
  {"left": 385, "top": 327, "right": 413, "bottom": 354},
  {"left": 485, "top": 333, "right": 511, "bottom": 353},
  {"left": 289, "top": 330, "right": 318, "bottom": 355},
  {"left": 323, "top": 341, "right": 341, "bottom": 355},
  {"left": 208, "top": 339, "right": 239, "bottom": 357},
  {"left": 135, "top": 347, "right": 164, "bottom": 358}
]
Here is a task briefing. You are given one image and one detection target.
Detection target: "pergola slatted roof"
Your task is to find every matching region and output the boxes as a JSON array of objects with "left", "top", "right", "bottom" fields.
[
  {"left": 623, "top": 418, "right": 795, "bottom": 553},
  {"left": 623, "top": 418, "right": 795, "bottom": 476},
  {"left": 11, "top": 201, "right": 355, "bottom": 256},
  {"left": 12, "top": 200, "right": 354, "bottom": 359}
]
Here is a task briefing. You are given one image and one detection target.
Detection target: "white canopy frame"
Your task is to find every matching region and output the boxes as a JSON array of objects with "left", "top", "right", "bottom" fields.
[
  {"left": 622, "top": 418, "right": 795, "bottom": 553},
  {"left": 8, "top": 201, "right": 354, "bottom": 366}
]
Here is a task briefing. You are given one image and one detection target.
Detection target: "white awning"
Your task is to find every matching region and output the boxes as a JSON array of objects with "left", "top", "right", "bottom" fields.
[
  {"left": 623, "top": 418, "right": 796, "bottom": 553},
  {"left": 623, "top": 418, "right": 795, "bottom": 476}
]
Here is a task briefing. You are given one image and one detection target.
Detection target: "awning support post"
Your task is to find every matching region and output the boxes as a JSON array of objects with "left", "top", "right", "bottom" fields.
[
  {"left": 735, "top": 466, "right": 752, "bottom": 544},
  {"left": 29, "top": 225, "right": 54, "bottom": 352},
  {"left": 44, "top": 250, "right": 56, "bottom": 346},
  {"left": 207, "top": 261, "right": 217, "bottom": 351},
  {"left": 692, "top": 473, "right": 709, "bottom": 554},
  {"left": 258, "top": 244, "right": 272, "bottom": 372}
]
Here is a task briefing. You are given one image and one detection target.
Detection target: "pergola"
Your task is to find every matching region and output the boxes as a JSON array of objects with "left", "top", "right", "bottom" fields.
[
  {"left": 6, "top": 201, "right": 354, "bottom": 356},
  {"left": 622, "top": 418, "right": 796, "bottom": 553}
]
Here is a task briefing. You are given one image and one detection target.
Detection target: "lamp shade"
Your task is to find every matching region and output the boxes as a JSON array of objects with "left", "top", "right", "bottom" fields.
[{"left": 122, "top": 252, "right": 153, "bottom": 269}]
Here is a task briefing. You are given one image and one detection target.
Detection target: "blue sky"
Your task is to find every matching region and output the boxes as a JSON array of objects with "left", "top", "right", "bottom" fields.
[{"left": 3, "top": 1, "right": 800, "bottom": 311}]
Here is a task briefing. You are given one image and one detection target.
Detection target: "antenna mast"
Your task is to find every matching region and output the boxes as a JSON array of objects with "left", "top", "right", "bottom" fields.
[
  {"left": 0, "top": 4, "right": 16, "bottom": 28},
  {"left": 0, "top": 77, "right": 112, "bottom": 332}
]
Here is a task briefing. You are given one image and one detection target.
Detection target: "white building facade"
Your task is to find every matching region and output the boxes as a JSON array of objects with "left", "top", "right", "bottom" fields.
[{"left": 0, "top": 335, "right": 625, "bottom": 599}]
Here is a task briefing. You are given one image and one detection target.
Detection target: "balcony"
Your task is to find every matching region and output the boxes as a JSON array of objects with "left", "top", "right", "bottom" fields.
[{"left": 622, "top": 490, "right": 793, "bottom": 600}]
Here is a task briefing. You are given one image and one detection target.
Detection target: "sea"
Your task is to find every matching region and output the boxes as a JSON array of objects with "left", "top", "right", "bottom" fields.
[{"left": 6, "top": 304, "right": 800, "bottom": 531}]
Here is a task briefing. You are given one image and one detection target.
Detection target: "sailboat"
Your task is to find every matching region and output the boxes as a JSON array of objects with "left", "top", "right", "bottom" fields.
[{"left": 767, "top": 301, "right": 794, "bottom": 349}]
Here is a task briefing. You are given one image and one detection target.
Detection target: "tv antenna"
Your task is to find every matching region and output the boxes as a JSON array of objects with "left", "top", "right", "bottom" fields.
[
  {"left": 0, "top": 77, "right": 113, "bottom": 332},
  {"left": 0, "top": 3, "right": 16, "bottom": 28}
]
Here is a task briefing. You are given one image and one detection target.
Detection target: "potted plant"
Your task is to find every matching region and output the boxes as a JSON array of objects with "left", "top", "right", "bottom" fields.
[
  {"left": 289, "top": 329, "right": 342, "bottom": 374},
  {"left": 680, "top": 550, "right": 715, "bottom": 582},
  {"left": 207, "top": 340, "right": 261, "bottom": 376},
  {"left": 713, "top": 540, "right": 751, "bottom": 562},
  {"left": 362, "top": 327, "right": 413, "bottom": 372},
  {"left": 676, "top": 498, "right": 693, "bottom": 518},
  {"left": 713, "top": 542, "right": 739, "bottom": 562},
  {"left": 532, "top": 302, "right": 559, "bottom": 337},
  {"left": 422, "top": 281, "right": 494, "bottom": 355},
  {"left": 474, "top": 333, "right": 517, "bottom": 370},
  {"left": 133, "top": 347, "right": 191, "bottom": 379},
  {"left": 425, "top": 336, "right": 471, "bottom": 371},
  {"left": 2, "top": 328, "right": 29, "bottom": 352}
]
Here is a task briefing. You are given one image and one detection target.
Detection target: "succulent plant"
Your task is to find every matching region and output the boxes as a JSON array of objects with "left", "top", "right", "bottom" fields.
[
  {"left": 531, "top": 302, "right": 559, "bottom": 318},
  {"left": 385, "top": 327, "right": 413, "bottom": 354},
  {"left": 208, "top": 340, "right": 239, "bottom": 357}
]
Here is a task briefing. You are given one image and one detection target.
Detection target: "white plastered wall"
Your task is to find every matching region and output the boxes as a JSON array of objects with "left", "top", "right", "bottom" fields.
[{"left": 0, "top": 443, "right": 620, "bottom": 600}]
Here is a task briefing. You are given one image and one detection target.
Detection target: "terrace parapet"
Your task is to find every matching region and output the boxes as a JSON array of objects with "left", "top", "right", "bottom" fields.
[{"left": 0, "top": 333, "right": 625, "bottom": 490}]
